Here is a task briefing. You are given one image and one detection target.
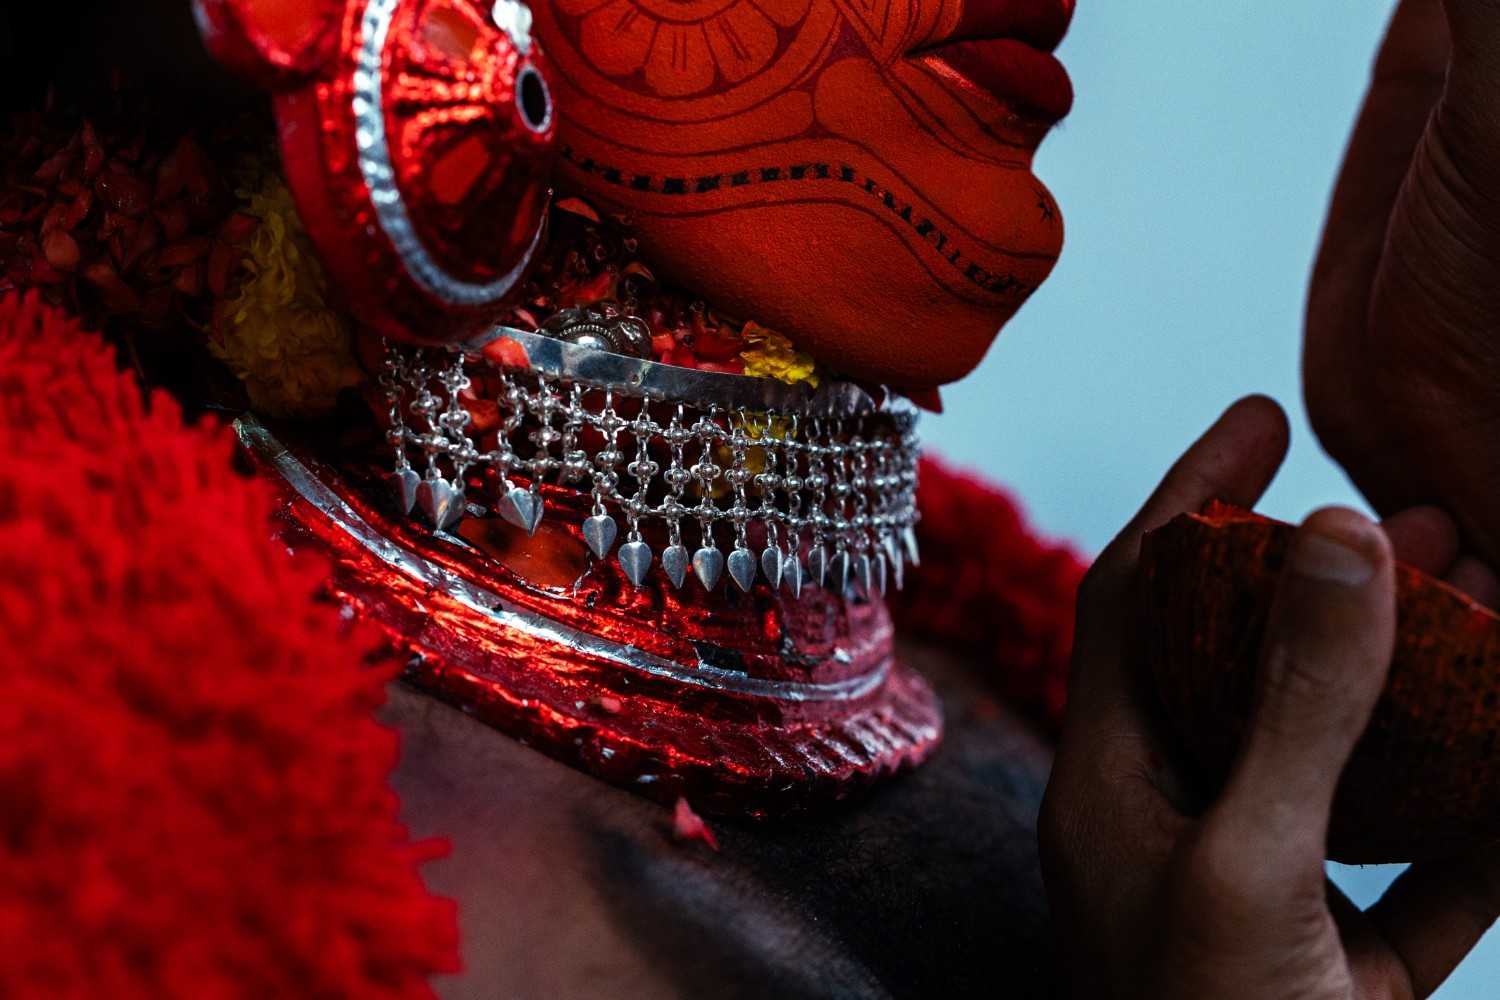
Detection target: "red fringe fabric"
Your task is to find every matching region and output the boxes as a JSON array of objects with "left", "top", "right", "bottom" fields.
[
  {"left": 0, "top": 292, "right": 458, "bottom": 998},
  {"left": 891, "top": 457, "right": 1088, "bottom": 733}
]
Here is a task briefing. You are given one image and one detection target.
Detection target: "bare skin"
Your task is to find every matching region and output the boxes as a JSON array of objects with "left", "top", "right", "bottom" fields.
[
  {"left": 9, "top": 1, "right": 1500, "bottom": 994},
  {"left": 388, "top": 398, "right": 1500, "bottom": 1000},
  {"left": 1043, "top": 397, "right": 1500, "bottom": 999},
  {"left": 387, "top": 0, "right": 1500, "bottom": 990},
  {"left": 1307, "top": 0, "right": 1500, "bottom": 584},
  {"left": 385, "top": 636, "right": 1058, "bottom": 1000}
]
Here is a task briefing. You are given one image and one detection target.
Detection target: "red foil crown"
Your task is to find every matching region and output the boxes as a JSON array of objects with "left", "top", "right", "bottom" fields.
[{"left": 195, "top": 0, "right": 557, "bottom": 344}]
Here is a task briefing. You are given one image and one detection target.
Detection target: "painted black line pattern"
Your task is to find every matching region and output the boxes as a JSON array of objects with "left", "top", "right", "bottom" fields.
[{"left": 560, "top": 145, "right": 1049, "bottom": 298}]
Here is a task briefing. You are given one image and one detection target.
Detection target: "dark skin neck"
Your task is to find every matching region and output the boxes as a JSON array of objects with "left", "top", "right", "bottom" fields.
[{"left": 383, "top": 637, "right": 1056, "bottom": 999}]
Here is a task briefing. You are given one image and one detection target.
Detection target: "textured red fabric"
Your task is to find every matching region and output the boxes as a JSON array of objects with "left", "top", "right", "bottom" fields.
[
  {"left": 0, "top": 291, "right": 458, "bottom": 998},
  {"left": 890, "top": 456, "right": 1088, "bottom": 732}
]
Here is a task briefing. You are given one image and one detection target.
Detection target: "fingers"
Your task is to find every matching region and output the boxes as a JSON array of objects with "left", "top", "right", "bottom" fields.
[
  {"left": 1383, "top": 506, "right": 1460, "bottom": 575},
  {"left": 1049, "top": 398, "right": 1290, "bottom": 893},
  {"left": 1305, "top": 0, "right": 1449, "bottom": 465},
  {"left": 1365, "top": 846, "right": 1500, "bottom": 998},
  {"left": 1380, "top": 507, "right": 1500, "bottom": 607},
  {"left": 1070, "top": 396, "right": 1289, "bottom": 714},
  {"left": 1448, "top": 556, "right": 1500, "bottom": 609},
  {"left": 1311, "top": 0, "right": 1449, "bottom": 278},
  {"left": 1095, "top": 395, "right": 1290, "bottom": 585},
  {"left": 1209, "top": 508, "right": 1397, "bottom": 870},
  {"left": 1430, "top": 0, "right": 1500, "bottom": 252},
  {"left": 1308, "top": 0, "right": 1449, "bottom": 331}
]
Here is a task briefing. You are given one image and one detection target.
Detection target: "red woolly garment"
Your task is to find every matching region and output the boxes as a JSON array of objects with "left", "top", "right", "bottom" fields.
[
  {"left": 890, "top": 457, "right": 1087, "bottom": 732},
  {"left": 0, "top": 292, "right": 458, "bottom": 998}
]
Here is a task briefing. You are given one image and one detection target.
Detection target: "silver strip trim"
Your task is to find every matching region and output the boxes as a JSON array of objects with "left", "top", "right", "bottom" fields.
[
  {"left": 354, "top": 0, "right": 541, "bottom": 306},
  {"left": 237, "top": 415, "right": 890, "bottom": 703},
  {"left": 467, "top": 326, "right": 920, "bottom": 420}
]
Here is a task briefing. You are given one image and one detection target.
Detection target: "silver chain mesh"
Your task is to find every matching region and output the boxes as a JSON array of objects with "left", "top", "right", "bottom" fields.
[{"left": 382, "top": 341, "right": 921, "bottom": 596}]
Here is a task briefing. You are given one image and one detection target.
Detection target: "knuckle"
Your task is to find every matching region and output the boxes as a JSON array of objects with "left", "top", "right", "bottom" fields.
[
  {"left": 1180, "top": 819, "right": 1324, "bottom": 908},
  {"left": 1177, "top": 832, "right": 1258, "bottom": 910},
  {"left": 1260, "top": 644, "right": 1342, "bottom": 712}
]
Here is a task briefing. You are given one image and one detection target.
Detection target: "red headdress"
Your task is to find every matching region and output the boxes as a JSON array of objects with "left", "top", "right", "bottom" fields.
[{"left": 194, "top": 0, "right": 557, "bottom": 345}]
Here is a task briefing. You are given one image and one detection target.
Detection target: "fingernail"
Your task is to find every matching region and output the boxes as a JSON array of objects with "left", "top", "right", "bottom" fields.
[{"left": 1289, "top": 526, "right": 1377, "bottom": 586}]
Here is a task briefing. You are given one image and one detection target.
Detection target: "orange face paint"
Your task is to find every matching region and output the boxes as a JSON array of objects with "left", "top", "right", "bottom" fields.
[{"left": 532, "top": 0, "right": 1074, "bottom": 389}]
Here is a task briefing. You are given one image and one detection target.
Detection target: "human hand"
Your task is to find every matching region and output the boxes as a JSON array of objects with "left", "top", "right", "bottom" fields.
[
  {"left": 1306, "top": 0, "right": 1500, "bottom": 578},
  {"left": 1040, "top": 397, "right": 1500, "bottom": 999}
]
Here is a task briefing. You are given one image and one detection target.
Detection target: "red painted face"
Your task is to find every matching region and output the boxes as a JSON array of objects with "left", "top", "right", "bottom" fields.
[
  {"left": 195, "top": 0, "right": 559, "bottom": 345},
  {"left": 530, "top": 0, "right": 1075, "bottom": 389}
]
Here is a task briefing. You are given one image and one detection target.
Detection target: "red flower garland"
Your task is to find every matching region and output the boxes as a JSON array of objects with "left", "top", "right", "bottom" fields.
[
  {"left": 890, "top": 457, "right": 1088, "bottom": 732},
  {"left": 0, "top": 292, "right": 458, "bottom": 998}
]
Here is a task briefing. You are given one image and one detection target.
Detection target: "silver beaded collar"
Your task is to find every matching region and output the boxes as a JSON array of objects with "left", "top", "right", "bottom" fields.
[{"left": 380, "top": 322, "right": 922, "bottom": 598}]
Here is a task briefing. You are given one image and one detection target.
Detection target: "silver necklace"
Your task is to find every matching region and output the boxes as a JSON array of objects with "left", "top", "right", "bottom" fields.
[{"left": 381, "top": 317, "right": 921, "bottom": 597}]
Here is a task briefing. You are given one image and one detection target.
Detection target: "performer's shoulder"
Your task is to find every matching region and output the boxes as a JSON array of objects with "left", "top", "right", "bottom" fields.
[{"left": 385, "top": 643, "right": 1058, "bottom": 999}]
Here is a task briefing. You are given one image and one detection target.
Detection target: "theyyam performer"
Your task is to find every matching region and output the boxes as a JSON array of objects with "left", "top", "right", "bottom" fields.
[{"left": 6, "top": 0, "right": 1500, "bottom": 996}]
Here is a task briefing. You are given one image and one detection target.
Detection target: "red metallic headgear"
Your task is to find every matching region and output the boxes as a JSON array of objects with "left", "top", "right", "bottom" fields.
[{"left": 194, "top": 0, "right": 557, "bottom": 344}]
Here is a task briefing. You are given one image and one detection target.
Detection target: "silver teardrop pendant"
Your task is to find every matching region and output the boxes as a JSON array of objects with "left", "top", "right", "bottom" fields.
[
  {"left": 583, "top": 514, "right": 618, "bottom": 559},
  {"left": 692, "top": 546, "right": 725, "bottom": 590},
  {"left": 728, "top": 548, "right": 757, "bottom": 593},
  {"left": 662, "top": 544, "right": 691, "bottom": 589},
  {"left": 500, "top": 486, "right": 543, "bottom": 535},
  {"left": 389, "top": 467, "right": 420, "bottom": 516},
  {"left": 618, "top": 540, "right": 652, "bottom": 587},
  {"left": 760, "top": 545, "right": 784, "bottom": 591}
]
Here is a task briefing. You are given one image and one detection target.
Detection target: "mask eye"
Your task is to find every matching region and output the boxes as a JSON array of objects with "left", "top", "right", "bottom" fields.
[
  {"left": 492, "top": 0, "right": 534, "bottom": 55},
  {"left": 516, "top": 63, "right": 552, "bottom": 135}
]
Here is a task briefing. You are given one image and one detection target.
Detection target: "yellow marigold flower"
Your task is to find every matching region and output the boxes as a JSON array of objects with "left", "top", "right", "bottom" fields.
[
  {"left": 739, "top": 322, "right": 820, "bottom": 388},
  {"left": 210, "top": 174, "right": 363, "bottom": 417},
  {"left": 743, "top": 414, "right": 792, "bottom": 442},
  {"left": 735, "top": 414, "right": 794, "bottom": 478}
]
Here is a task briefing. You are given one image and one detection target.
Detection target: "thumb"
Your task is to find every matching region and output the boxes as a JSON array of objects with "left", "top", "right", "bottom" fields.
[{"left": 1210, "top": 507, "right": 1397, "bottom": 867}]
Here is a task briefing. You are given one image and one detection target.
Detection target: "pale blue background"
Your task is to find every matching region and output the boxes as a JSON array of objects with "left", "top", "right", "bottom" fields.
[{"left": 920, "top": 2, "right": 1498, "bottom": 996}]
